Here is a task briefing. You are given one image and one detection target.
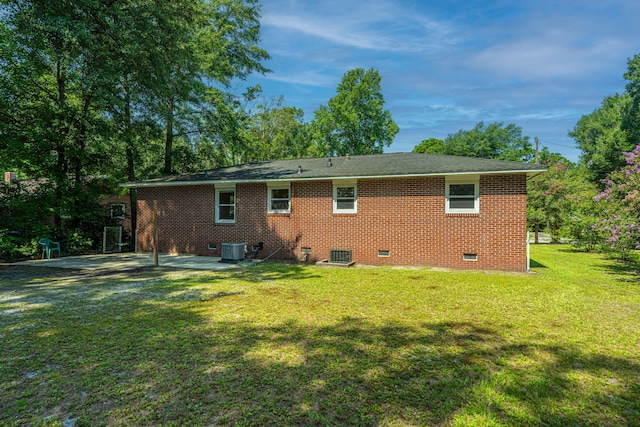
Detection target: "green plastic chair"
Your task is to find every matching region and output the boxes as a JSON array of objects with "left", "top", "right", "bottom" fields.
[{"left": 39, "top": 238, "right": 61, "bottom": 259}]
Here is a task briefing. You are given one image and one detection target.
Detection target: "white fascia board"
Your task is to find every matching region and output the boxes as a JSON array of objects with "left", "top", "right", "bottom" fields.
[
  {"left": 525, "top": 170, "right": 548, "bottom": 180},
  {"left": 120, "top": 181, "right": 217, "bottom": 188},
  {"left": 119, "top": 168, "right": 548, "bottom": 188}
]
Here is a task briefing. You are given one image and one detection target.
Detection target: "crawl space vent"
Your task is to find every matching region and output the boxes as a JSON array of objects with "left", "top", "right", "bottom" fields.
[{"left": 330, "top": 249, "right": 352, "bottom": 264}]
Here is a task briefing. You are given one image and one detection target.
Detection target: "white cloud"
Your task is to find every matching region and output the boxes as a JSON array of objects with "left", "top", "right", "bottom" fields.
[
  {"left": 260, "top": 1, "right": 457, "bottom": 53},
  {"left": 513, "top": 110, "right": 579, "bottom": 121},
  {"left": 262, "top": 14, "right": 382, "bottom": 50},
  {"left": 251, "top": 0, "right": 638, "bottom": 162},
  {"left": 470, "top": 29, "right": 627, "bottom": 80},
  {"left": 261, "top": 70, "right": 336, "bottom": 88},
  {"left": 426, "top": 103, "right": 482, "bottom": 119}
]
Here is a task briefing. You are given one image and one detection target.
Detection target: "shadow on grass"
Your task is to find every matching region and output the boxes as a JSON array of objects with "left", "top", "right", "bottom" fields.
[
  {"left": 540, "top": 245, "right": 639, "bottom": 284},
  {"left": 529, "top": 258, "right": 546, "bottom": 269},
  {"left": 596, "top": 258, "right": 640, "bottom": 284},
  {"left": 1, "top": 267, "right": 638, "bottom": 426},
  {"left": 0, "top": 262, "right": 320, "bottom": 308}
]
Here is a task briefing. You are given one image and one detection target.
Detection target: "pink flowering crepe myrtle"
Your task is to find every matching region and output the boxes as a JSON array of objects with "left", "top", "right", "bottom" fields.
[{"left": 592, "top": 145, "right": 640, "bottom": 256}]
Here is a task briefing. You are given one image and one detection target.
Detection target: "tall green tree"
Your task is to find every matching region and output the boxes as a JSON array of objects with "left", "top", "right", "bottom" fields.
[
  {"left": 429, "top": 122, "right": 534, "bottom": 162},
  {"left": 412, "top": 138, "right": 444, "bottom": 154},
  {"left": 101, "top": 1, "right": 173, "bottom": 232},
  {"left": 243, "top": 96, "right": 311, "bottom": 161},
  {"left": 527, "top": 160, "right": 599, "bottom": 246},
  {"left": 622, "top": 54, "right": 640, "bottom": 148},
  {"left": 310, "top": 68, "right": 399, "bottom": 156},
  {"left": 156, "top": 0, "right": 270, "bottom": 174},
  {"left": 569, "top": 93, "right": 632, "bottom": 185},
  {"left": 0, "top": 0, "right": 270, "bottom": 235},
  {"left": 0, "top": 0, "right": 117, "bottom": 230}
]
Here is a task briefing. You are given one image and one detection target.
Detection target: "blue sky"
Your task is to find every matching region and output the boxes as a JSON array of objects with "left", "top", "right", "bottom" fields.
[{"left": 243, "top": 0, "right": 639, "bottom": 162}]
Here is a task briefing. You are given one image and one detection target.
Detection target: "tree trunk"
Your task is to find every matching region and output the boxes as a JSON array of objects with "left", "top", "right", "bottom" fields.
[
  {"left": 164, "top": 98, "right": 174, "bottom": 174},
  {"left": 123, "top": 80, "right": 138, "bottom": 238},
  {"left": 54, "top": 58, "right": 67, "bottom": 231}
]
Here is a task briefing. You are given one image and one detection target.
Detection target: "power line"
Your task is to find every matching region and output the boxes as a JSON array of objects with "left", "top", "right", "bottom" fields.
[{"left": 538, "top": 138, "right": 580, "bottom": 150}]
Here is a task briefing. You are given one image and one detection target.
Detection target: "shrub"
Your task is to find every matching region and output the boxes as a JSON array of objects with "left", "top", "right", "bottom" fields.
[
  {"left": 64, "top": 229, "right": 94, "bottom": 255},
  {"left": 0, "top": 230, "right": 42, "bottom": 261}
]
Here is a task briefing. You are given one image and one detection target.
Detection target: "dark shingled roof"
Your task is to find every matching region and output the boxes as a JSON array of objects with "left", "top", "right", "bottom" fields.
[{"left": 121, "top": 152, "right": 547, "bottom": 188}]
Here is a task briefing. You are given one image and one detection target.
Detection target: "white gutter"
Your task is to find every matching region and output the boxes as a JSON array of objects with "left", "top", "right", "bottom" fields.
[{"left": 120, "top": 168, "right": 548, "bottom": 188}]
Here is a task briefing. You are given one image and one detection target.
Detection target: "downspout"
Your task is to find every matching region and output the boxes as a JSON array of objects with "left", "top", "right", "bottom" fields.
[{"left": 527, "top": 230, "right": 531, "bottom": 271}]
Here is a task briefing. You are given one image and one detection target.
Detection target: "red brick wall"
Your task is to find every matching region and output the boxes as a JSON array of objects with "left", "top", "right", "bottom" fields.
[{"left": 136, "top": 174, "right": 528, "bottom": 271}]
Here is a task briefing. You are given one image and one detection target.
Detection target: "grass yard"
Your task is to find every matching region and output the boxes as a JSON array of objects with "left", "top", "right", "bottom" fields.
[{"left": 1, "top": 245, "right": 639, "bottom": 426}]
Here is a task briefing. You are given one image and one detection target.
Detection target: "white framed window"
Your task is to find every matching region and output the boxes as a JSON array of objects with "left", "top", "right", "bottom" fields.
[
  {"left": 215, "top": 185, "right": 236, "bottom": 223},
  {"left": 267, "top": 183, "right": 290, "bottom": 213},
  {"left": 333, "top": 180, "right": 357, "bottom": 214},
  {"left": 110, "top": 203, "right": 126, "bottom": 219},
  {"left": 446, "top": 177, "right": 479, "bottom": 213}
]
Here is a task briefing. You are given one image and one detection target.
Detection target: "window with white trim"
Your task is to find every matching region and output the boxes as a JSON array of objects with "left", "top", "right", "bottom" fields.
[
  {"left": 215, "top": 185, "right": 236, "bottom": 223},
  {"left": 110, "top": 203, "right": 126, "bottom": 220},
  {"left": 267, "top": 183, "right": 290, "bottom": 213},
  {"left": 333, "top": 180, "right": 357, "bottom": 213},
  {"left": 446, "top": 177, "right": 479, "bottom": 213}
]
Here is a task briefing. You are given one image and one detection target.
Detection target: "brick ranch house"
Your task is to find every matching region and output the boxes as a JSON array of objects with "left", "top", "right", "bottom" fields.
[{"left": 121, "top": 153, "right": 547, "bottom": 271}]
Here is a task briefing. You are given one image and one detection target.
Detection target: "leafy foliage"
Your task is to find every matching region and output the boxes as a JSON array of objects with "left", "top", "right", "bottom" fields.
[
  {"left": 622, "top": 54, "right": 640, "bottom": 149},
  {"left": 0, "top": 176, "right": 123, "bottom": 260},
  {"left": 527, "top": 160, "right": 598, "bottom": 244},
  {"left": 310, "top": 68, "right": 399, "bottom": 156},
  {"left": 569, "top": 94, "right": 633, "bottom": 185},
  {"left": 415, "top": 122, "right": 534, "bottom": 161},
  {"left": 524, "top": 52, "right": 640, "bottom": 261},
  {"left": 0, "top": 0, "right": 271, "bottom": 253},
  {"left": 151, "top": 0, "right": 270, "bottom": 174},
  {"left": 243, "top": 96, "right": 312, "bottom": 162},
  {"left": 527, "top": 143, "right": 640, "bottom": 261},
  {"left": 591, "top": 145, "right": 640, "bottom": 260},
  {"left": 412, "top": 137, "right": 444, "bottom": 154}
]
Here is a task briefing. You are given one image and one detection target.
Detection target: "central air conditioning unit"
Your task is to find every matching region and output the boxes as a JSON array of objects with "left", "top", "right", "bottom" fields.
[{"left": 220, "top": 242, "right": 246, "bottom": 263}]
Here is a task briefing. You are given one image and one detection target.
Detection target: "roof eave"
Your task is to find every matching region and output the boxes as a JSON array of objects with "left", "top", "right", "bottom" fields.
[{"left": 120, "top": 168, "right": 548, "bottom": 188}]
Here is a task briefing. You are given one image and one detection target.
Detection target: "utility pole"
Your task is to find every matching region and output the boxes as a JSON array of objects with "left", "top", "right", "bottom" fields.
[{"left": 535, "top": 136, "right": 539, "bottom": 164}]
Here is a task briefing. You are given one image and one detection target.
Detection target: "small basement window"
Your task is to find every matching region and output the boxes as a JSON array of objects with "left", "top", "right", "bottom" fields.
[
  {"left": 378, "top": 250, "right": 391, "bottom": 257},
  {"left": 463, "top": 253, "right": 478, "bottom": 261}
]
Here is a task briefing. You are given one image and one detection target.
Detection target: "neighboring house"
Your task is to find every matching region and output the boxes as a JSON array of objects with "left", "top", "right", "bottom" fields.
[
  {"left": 100, "top": 194, "right": 132, "bottom": 231},
  {"left": 121, "top": 153, "right": 547, "bottom": 271},
  {"left": 2, "top": 172, "right": 131, "bottom": 230}
]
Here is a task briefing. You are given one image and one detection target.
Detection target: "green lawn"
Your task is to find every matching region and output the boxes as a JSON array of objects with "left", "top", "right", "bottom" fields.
[{"left": 1, "top": 246, "right": 639, "bottom": 426}]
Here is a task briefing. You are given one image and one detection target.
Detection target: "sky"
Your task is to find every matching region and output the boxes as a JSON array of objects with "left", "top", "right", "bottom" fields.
[{"left": 242, "top": 0, "right": 640, "bottom": 162}]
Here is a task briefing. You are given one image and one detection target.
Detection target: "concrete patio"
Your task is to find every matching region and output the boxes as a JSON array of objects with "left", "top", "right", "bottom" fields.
[{"left": 15, "top": 252, "right": 259, "bottom": 271}]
